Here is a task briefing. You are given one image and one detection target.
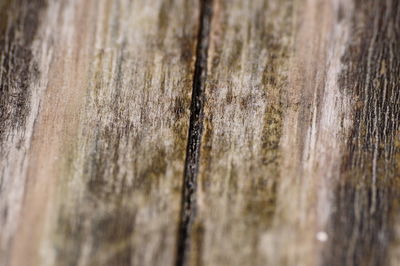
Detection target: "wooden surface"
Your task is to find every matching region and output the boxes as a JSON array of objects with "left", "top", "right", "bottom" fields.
[{"left": 0, "top": 0, "right": 399, "bottom": 266}]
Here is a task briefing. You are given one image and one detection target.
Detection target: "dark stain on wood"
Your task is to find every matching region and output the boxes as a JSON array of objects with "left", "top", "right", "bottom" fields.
[
  {"left": 0, "top": 0, "right": 46, "bottom": 143},
  {"left": 325, "top": 1, "right": 400, "bottom": 265}
]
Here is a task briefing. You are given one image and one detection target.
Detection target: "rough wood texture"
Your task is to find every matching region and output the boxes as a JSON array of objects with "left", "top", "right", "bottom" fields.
[
  {"left": 0, "top": 0, "right": 399, "bottom": 266},
  {"left": 1, "top": 0, "right": 199, "bottom": 265}
]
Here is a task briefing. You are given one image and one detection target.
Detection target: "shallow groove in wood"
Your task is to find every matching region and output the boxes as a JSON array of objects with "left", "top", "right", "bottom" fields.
[{"left": 176, "top": 1, "right": 213, "bottom": 265}]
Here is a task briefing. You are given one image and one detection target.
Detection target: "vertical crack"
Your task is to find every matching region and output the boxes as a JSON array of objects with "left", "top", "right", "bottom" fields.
[{"left": 175, "top": 0, "right": 213, "bottom": 266}]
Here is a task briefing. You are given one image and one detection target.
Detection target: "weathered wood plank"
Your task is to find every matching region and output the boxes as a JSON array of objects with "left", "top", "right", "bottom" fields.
[
  {"left": 187, "top": 0, "right": 294, "bottom": 265},
  {"left": 325, "top": 1, "right": 400, "bottom": 265},
  {"left": 1, "top": 0, "right": 199, "bottom": 266},
  {"left": 0, "top": 0, "right": 47, "bottom": 264},
  {"left": 182, "top": 0, "right": 400, "bottom": 266},
  {"left": 0, "top": 0, "right": 399, "bottom": 266}
]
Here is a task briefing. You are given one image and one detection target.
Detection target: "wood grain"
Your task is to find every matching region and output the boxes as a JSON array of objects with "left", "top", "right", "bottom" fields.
[
  {"left": 325, "top": 1, "right": 400, "bottom": 265},
  {"left": 0, "top": 0, "right": 399, "bottom": 266},
  {"left": 1, "top": 0, "right": 199, "bottom": 265}
]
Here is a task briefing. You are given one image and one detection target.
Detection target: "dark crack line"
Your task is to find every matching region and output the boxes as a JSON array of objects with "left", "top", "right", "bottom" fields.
[{"left": 175, "top": 1, "right": 213, "bottom": 266}]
